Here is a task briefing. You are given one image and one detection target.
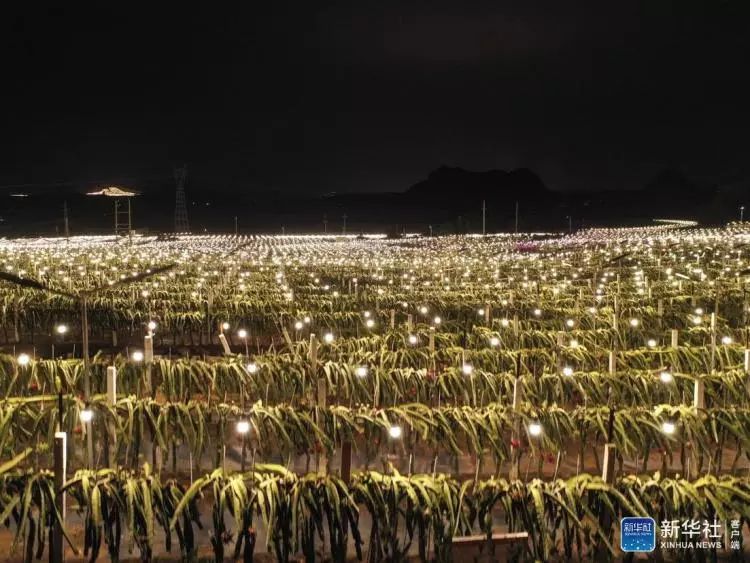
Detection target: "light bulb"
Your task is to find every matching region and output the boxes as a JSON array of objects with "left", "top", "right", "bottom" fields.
[
  {"left": 55, "top": 324, "right": 68, "bottom": 335},
  {"left": 324, "top": 332, "right": 334, "bottom": 343},
  {"left": 629, "top": 318, "right": 639, "bottom": 327},
  {"left": 366, "top": 319, "right": 375, "bottom": 328},
  {"left": 489, "top": 336, "right": 500, "bottom": 347},
  {"left": 355, "top": 366, "right": 368, "bottom": 378},
  {"left": 528, "top": 422, "right": 543, "bottom": 437},
  {"left": 246, "top": 363, "right": 258, "bottom": 374},
  {"left": 388, "top": 425, "right": 403, "bottom": 439},
  {"left": 236, "top": 420, "right": 250, "bottom": 435},
  {"left": 462, "top": 363, "right": 474, "bottom": 376},
  {"left": 659, "top": 371, "right": 673, "bottom": 383},
  {"left": 131, "top": 351, "right": 144, "bottom": 362},
  {"left": 222, "top": 322, "right": 230, "bottom": 331},
  {"left": 147, "top": 321, "right": 157, "bottom": 331},
  {"left": 80, "top": 408, "right": 94, "bottom": 423},
  {"left": 562, "top": 366, "right": 574, "bottom": 376},
  {"left": 294, "top": 321, "right": 304, "bottom": 330},
  {"left": 238, "top": 329, "right": 248, "bottom": 339},
  {"left": 408, "top": 334, "right": 418, "bottom": 345},
  {"left": 17, "top": 353, "right": 31, "bottom": 366},
  {"left": 433, "top": 316, "right": 441, "bottom": 325},
  {"left": 661, "top": 421, "right": 676, "bottom": 435},
  {"left": 721, "top": 336, "right": 733, "bottom": 345}
]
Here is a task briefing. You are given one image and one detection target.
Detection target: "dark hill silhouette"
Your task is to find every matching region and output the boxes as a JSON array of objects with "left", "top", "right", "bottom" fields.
[
  {"left": 406, "top": 166, "right": 549, "bottom": 201},
  {"left": 641, "top": 168, "right": 710, "bottom": 196}
]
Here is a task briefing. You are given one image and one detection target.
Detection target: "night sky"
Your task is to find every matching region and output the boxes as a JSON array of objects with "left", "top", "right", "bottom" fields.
[{"left": 2, "top": 2, "right": 749, "bottom": 196}]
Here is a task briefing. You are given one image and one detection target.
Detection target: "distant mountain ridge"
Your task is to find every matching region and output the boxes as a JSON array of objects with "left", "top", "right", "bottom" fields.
[{"left": 406, "top": 166, "right": 549, "bottom": 201}]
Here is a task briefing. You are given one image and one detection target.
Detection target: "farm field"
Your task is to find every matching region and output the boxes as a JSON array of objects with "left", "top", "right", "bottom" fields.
[{"left": 1, "top": 224, "right": 750, "bottom": 562}]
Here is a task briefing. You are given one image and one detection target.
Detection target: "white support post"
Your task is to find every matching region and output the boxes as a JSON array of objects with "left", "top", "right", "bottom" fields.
[
  {"left": 317, "top": 377, "right": 328, "bottom": 473},
  {"left": 144, "top": 334, "right": 154, "bottom": 395},
  {"left": 602, "top": 443, "right": 617, "bottom": 484},
  {"left": 390, "top": 309, "right": 395, "bottom": 329},
  {"left": 309, "top": 334, "right": 318, "bottom": 374},
  {"left": 106, "top": 366, "right": 117, "bottom": 468},
  {"left": 693, "top": 378, "right": 705, "bottom": 410},
  {"left": 407, "top": 314, "right": 413, "bottom": 333},
  {"left": 144, "top": 334, "right": 154, "bottom": 363},
  {"left": 52, "top": 431, "right": 67, "bottom": 563},
  {"left": 709, "top": 313, "right": 717, "bottom": 374},
  {"left": 509, "top": 377, "right": 522, "bottom": 480},
  {"left": 608, "top": 350, "right": 616, "bottom": 375},
  {"left": 218, "top": 333, "right": 232, "bottom": 355},
  {"left": 671, "top": 329, "right": 679, "bottom": 349},
  {"left": 429, "top": 327, "right": 435, "bottom": 353},
  {"left": 107, "top": 366, "right": 117, "bottom": 405}
]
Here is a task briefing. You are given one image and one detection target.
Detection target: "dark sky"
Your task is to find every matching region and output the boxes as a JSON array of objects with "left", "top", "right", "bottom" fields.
[{"left": 2, "top": 1, "right": 749, "bottom": 195}]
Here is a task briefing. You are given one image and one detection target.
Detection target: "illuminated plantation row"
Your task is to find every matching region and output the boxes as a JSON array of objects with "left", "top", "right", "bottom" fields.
[{"left": 0, "top": 224, "right": 749, "bottom": 561}]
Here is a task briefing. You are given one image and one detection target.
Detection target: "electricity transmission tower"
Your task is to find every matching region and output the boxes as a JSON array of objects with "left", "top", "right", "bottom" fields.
[{"left": 174, "top": 165, "right": 190, "bottom": 232}]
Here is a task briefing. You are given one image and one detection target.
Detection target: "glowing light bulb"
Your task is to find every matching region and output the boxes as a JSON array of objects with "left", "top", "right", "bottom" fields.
[
  {"left": 661, "top": 421, "right": 676, "bottom": 435},
  {"left": 246, "top": 362, "right": 258, "bottom": 374},
  {"left": 489, "top": 336, "right": 500, "bottom": 347},
  {"left": 659, "top": 371, "right": 673, "bottom": 383},
  {"left": 17, "top": 353, "right": 30, "bottom": 366},
  {"left": 324, "top": 332, "right": 335, "bottom": 343},
  {"left": 355, "top": 366, "right": 368, "bottom": 378},
  {"left": 388, "top": 425, "right": 403, "bottom": 439},
  {"left": 236, "top": 420, "right": 250, "bottom": 435},
  {"left": 131, "top": 351, "right": 144, "bottom": 362},
  {"left": 528, "top": 422, "right": 543, "bottom": 437},
  {"left": 562, "top": 366, "right": 574, "bottom": 376},
  {"left": 80, "top": 408, "right": 94, "bottom": 423}
]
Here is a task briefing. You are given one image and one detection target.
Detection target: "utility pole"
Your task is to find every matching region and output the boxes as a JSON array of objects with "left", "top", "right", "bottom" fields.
[
  {"left": 174, "top": 165, "right": 190, "bottom": 232},
  {"left": 63, "top": 201, "right": 69, "bottom": 238},
  {"left": 234, "top": 216, "right": 238, "bottom": 235},
  {"left": 481, "top": 200, "right": 486, "bottom": 235},
  {"left": 741, "top": 205, "right": 746, "bottom": 223},
  {"left": 323, "top": 214, "right": 328, "bottom": 233},
  {"left": 342, "top": 213, "right": 347, "bottom": 235},
  {"left": 515, "top": 201, "right": 519, "bottom": 234},
  {"left": 428, "top": 225, "right": 433, "bottom": 237}
]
